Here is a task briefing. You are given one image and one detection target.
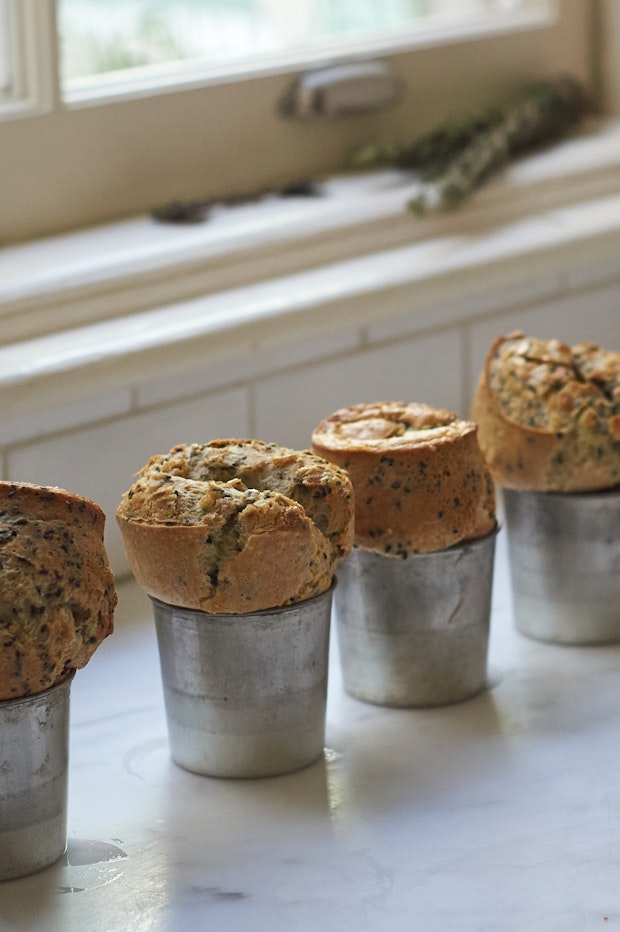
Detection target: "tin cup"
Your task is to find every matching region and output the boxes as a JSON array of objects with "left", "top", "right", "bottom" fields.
[
  {"left": 0, "top": 676, "right": 72, "bottom": 881},
  {"left": 503, "top": 487, "right": 620, "bottom": 644},
  {"left": 333, "top": 531, "right": 497, "bottom": 707},
  {"left": 151, "top": 584, "right": 334, "bottom": 778}
]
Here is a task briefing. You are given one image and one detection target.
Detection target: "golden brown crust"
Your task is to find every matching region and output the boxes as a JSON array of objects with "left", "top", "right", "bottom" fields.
[
  {"left": 0, "top": 481, "right": 116, "bottom": 701},
  {"left": 116, "top": 439, "right": 354, "bottom": 613},
  {"left": 471, "top": 332, "right": 620, "bottom": 491},
  {"left": 311, "top": 401, "right": 496, "bottom": 556}
]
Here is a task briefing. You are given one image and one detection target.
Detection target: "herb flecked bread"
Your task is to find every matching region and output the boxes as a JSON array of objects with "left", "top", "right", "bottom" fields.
[
  {"left": 0, "top": 482, "right": 116, "bottom": 701},
  {"left": 116, "top": 439, "right": 354, "bottom": 613},
  {"left": 471, "top": 332, "right": 620, "bottom": 491},
  {"left": 311, "top": 401, "right": 496, "bottom": 556}
]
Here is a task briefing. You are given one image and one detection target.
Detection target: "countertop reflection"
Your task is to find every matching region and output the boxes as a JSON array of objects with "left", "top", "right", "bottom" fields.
[{"left": 1, "top": 532, "right": 620, "bottom": 931}]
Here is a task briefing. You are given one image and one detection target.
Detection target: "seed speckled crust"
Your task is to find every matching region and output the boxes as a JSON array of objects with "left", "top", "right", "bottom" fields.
[
  {"left": 0, "top": 482, "right": 116, "bottom": 701},
  {"left": 312, "top": 401, "right": 496, "bottom": 556},
  {"left": 116, "top": 439, "right": 354, "bottom": 613},
  {"left": 471, "top": 332, "right": 620, "bottom": 491}
]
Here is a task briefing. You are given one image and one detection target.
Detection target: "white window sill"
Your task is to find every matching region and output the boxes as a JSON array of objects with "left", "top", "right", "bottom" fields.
[{"left": 1, "top": 118, "right": 620, "bottom": 419}]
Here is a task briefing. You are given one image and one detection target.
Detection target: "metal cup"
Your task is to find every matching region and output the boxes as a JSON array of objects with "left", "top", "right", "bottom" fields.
[
  {"left": 333, "top": 531, "right": 497, "bottom": 707},
  {"left": 151, "top": 584, "right": 334, "bottom": 778},
  {"left": 0, "top": 676, "right": 72, "bottom": 881},
  {"left": 503, "top": 487, "right": 620, "bottom": 644}
]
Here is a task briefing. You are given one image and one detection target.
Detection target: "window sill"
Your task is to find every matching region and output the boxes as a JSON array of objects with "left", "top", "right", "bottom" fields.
[{"left": 1, "top": 118, "right": 620, "bottom": 420}]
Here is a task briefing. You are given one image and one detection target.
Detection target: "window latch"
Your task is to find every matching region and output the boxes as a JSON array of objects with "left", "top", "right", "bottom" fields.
[{"left": 279, "top": 60, "right": 401, "bottom": 120}]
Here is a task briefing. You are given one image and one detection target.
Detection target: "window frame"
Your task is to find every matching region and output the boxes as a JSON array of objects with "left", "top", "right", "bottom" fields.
[
  {"left": 0, "top": 0, "right": 598, "bottom": 245},
  {"left": 2, "top": 0, "right": 58, "bottom": 116}
]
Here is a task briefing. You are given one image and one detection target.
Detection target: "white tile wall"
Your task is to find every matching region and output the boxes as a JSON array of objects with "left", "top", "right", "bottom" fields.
[
  {"left": 6, "top": 386, "right": 250, "bottom": 574},
  {"left": 135, "top": 327, "right": 360, "bottom": 408},
  {"left": 254, "top": 328, "right": 463, "bottom": 450},
  {"left": 0, "top": 389, "right": 133, "bottom": 447},
  {"left": 2, "top": 272, "right": 618, "bottom": 580}
]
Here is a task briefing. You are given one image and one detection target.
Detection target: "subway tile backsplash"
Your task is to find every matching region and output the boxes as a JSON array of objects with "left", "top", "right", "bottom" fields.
[{"left": 254, "top": 328, "right": 462, "bottom": 451}]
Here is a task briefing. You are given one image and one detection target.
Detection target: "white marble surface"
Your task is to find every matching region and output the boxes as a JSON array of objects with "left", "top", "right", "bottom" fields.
[{"left": 2, "top": 531, "right": 620, "bottom": 931}]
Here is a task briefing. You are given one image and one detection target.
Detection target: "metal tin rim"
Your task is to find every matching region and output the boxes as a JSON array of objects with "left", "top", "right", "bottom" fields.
[
  {"left": 149, "top": 577, "right": 336, "bottom": 619},
  {"left": 0, "top": 671, "right": 75, "bottom": 712}
]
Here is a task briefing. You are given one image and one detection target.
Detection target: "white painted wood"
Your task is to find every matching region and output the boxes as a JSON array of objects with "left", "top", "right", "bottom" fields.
[{"left": 2, "top": 118, "right": 620, "bottom": 345}]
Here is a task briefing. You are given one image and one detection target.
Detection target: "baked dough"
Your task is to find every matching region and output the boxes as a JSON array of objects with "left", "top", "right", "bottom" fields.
[
  {"left": 471, "top": 331, "right": 620, "bottom": 491},
  {"left": 0, "top": 481, "right": 116, "bottom": 701},
  {"left": 311, "top": 401, "right": 496, "bottom": 556},
  {"left": 116, "top": 439, "right": 354, "bottom": 613}
]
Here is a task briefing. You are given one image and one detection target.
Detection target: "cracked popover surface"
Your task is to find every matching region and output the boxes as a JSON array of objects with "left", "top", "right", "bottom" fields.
[
  {"left": 117, "top": 439, "right": 354, "bottom": 613},
  {"left": 471, "top": 332, "right": 620, "bottom": 491}
]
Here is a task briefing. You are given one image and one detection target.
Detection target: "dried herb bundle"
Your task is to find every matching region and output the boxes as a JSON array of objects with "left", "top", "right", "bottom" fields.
[{"left": 352, "top": 77, "right": 591, "bottom": 214}]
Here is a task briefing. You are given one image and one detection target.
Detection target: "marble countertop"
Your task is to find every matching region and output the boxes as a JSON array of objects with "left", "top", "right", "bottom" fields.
[{"left": 2, "top": 531, "right": 620, "bottom": 931}]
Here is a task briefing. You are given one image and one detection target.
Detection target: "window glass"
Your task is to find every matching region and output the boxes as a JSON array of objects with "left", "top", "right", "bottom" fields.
[{"left": 59, "top": 0, "right": 544, "bottom": 88}]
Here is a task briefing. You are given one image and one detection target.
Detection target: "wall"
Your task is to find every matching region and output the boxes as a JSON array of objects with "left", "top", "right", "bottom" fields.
[{"left": 0, "top": 264, "right": 617, "bottom": 579}]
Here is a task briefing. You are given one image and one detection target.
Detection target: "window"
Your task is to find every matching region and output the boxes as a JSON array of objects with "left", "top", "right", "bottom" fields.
[
  {"left": 0, "top": 1, "right": 596, "bottom": 244},
  {"left": 58, "top": 1, "right": 548, "bottom": 91}
]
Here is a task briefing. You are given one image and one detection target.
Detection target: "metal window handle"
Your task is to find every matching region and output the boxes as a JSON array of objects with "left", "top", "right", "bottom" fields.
[{"left": 279, "top": 60, "right": 401, "bottom": 120}]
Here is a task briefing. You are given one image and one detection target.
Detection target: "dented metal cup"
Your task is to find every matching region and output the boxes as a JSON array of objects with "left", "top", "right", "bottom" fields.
[
  {"left": 151, "top": 584, "right": 334, "bottom": 778},
  {"left": 334, "top": 531, "right": 497, "bottom": 707},
  {"left": 503, "top": 488, "right": 620, "bottom": 644},
  {"left": 0, "top": 676, "right": 72, "bottom": 881}
]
